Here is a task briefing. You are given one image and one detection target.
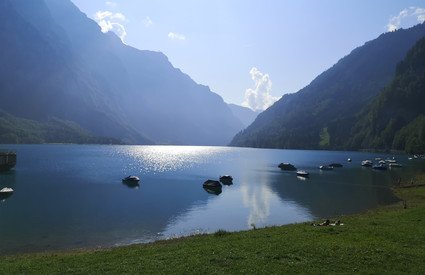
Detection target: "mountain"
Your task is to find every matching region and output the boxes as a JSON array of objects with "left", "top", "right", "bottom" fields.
[
  {"left": 230, "top": 23, "right": 425, "bottom": 150},
  {"left": 0, "top": 0, "right": 243, "bottom": 145},
  {"left": 346, "top": 37, "right": 425, "bottom": 153},
  {"left": 228, "top": 104, "right": 259, "bottom": 127},
  {"left": 0, "top": 110, "right": 122, "bottom": 144}
]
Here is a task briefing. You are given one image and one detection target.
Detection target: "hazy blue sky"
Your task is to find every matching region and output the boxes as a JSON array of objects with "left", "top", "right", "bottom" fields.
[{"left": 71, "top": 0, "right": 425, "bottom": 110}]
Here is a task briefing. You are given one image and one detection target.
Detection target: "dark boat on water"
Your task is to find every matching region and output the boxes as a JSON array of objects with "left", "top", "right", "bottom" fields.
[
  {"left": 219, "top": 175, "right": 233, "bottom": 185},
  {"left": 203, "top": 180, "right": 222, "bottom": 195},
  {"left": 203, "top": 186, "right": 222, "bottom": 195},
  {"left": 122, "top": 176, "right": 140, "bottom": 187},
  {"left": 278, "top": 163, "right": 297, "bottom": 171},
  {"left": 0, "top": 152, "right": 16, "bottom": 172},
  {"left": 203, "top": 179, "right": 221, "bottom": 188}
]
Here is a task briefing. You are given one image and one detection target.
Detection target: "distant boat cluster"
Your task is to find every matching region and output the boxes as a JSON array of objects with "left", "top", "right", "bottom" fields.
[
  {"left": 278, "top": 161, "right": 344, "bottom": 179},
  {"left": 361, "top": 157, "right": 403, "bottom": 170},
  {"left": 276, "top": 154, "right": 422, "bottom": 181}
]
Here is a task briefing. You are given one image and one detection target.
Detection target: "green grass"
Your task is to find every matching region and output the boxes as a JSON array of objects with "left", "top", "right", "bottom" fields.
[{"left": 1, "top": 180, "right": 425, "bottom": 274}]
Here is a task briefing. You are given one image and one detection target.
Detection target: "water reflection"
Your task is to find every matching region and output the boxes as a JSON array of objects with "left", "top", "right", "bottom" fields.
[
  {"left": 120, "top": 146, "right": 231, "bottom": 173},
  {"left": 122, "top": 181, "right": 140, "bottom": 189},
  {"left": 203, "top": 186, "right": 222, "bottom": 196},
  {"left": 0, "top": 192, "right": 13, "bottom": 202},
  {"left": 240, "top": 183, "right": 272, "bottom": 228}
]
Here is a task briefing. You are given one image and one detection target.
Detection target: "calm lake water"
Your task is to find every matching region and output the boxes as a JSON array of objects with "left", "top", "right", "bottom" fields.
[{"left": 0, "top": 144, "right": 423, "bottom": 254}]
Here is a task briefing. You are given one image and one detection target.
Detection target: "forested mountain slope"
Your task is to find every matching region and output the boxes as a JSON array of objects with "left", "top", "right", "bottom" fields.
[{"left": 230, "top": 23, "right": 425, "bottom": 151}]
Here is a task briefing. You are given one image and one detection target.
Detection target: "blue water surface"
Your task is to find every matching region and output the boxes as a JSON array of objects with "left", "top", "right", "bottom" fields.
[{"left": 0, "top": 144, "right": 422, "bottom": 254}]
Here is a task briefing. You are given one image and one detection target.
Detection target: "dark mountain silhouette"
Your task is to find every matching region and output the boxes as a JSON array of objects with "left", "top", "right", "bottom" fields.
[
  {"left": 346, "top": 37, "right": 425, "bottom": 153},
  {"left": 230, "top": 23, "right": 425, "bottom": 151},
  {"left": 228, "top": 104, "right": 259, "bottom": 127},
  {"left": 0, "top": 0, "right": 243, "bottom": 145},
  {"left": 0, "top": 109, "right": 122, "bottom": 144}
]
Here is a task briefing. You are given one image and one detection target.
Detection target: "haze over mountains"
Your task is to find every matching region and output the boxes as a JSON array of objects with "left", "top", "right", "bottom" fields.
[
  {"left": 231, "top": 23, "right": 425, "bottom": 153},
  {"left": 228, "top": 104, "right": 259, "bottom": 127},
  {"left": 0, "top": 0, "right": 244, "bottom": 145}
]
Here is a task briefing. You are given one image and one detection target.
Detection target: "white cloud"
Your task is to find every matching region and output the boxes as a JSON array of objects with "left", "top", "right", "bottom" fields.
[
  {"left": 387, "top": 7, "right": 425, "bottom": 32},
  {"left": 242, "top": 67, "right": 280, "bottom": 112},
  {"left": 142, "top": 16, "right": 153, "bottom": 27},
  {"left": 168, "top": 32, "right": 186, "bottom": 41},
  {"left": 94, "top": 10, "right": 127, "bottom": 42}
]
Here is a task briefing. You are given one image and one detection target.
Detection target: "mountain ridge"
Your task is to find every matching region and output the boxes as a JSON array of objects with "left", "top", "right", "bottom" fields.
[
  {"left": 0, "top": 0, "right": 244, "bottom": 145},
  {"left": 230, "top": 23, "right": 425, "bottom": 151}
]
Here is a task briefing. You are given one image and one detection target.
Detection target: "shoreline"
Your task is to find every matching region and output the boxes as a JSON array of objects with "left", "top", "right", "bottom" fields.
[{"left": 1, "top": 173, "right": 424, "bottom": 273}]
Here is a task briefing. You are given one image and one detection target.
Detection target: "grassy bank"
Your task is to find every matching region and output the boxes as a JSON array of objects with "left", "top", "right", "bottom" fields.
[{"left": 1, "top": 176, "right": 425, "bottom": 274}]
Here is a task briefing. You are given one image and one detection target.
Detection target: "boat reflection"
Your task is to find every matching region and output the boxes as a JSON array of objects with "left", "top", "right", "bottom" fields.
[
  {"left": 297, "top": 175, "right": 309, "bottom": 181},
  {"left": 122, "top": 181, "right": 140, "bottom": 189},
  {"left": 203, "top": 186, "right": 222, "bottom": 196},
  {"left": 0, "top": 191, "right": 13, "bottom": 202}
]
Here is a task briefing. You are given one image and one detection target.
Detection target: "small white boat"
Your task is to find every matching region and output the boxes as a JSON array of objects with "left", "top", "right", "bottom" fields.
[
  {"left": 379, "top": 160, "right": 386, "bottom": 165},
  {"left": 296, "top": 170, "right": 309, "bottom": 177},
  {"left": 389, "top": 163, "right": 403, "bottom": 168},
  {"left": 319, "top": 165, "right": 333, "bottom": 170},
  {"left": 385, "top": 159, "right": 397, "bottom": 164},
  {"left": 347, "top": 158, "right": 352, "bottom": 162},
  {"left": 0, "top": 187, "right": 13, "bottom": 194}
]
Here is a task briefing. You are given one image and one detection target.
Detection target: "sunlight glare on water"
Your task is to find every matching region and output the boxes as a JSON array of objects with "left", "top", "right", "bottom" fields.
[{"left": 120, "top": 145, "right": 232, "bottom": 173}]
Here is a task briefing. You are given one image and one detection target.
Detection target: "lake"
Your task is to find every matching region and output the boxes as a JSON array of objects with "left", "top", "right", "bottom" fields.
[{"left": 0, "top": 144, "right": 422, "bottom": 254}]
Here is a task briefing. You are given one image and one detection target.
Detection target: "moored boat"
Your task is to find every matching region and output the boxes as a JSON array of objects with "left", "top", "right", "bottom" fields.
[
  {"left": 361, "top": 160, "right": 373, "bottom": 167},
  {"left": 122, "top": 176, "right": 140, "bottom": 186},
  {"left": 203, "top": 179, "right": 221, "bottom": 188},
  {"left": 389, "top": 163, "right": 402, "bottom": 168},
  {"left": 0, "top": 187, "right": 13, "bottom": 194},
  {"left": 278, "top": 163, "right": 297, "bottom": 171},
  {"left": 0, "top": 187, "right": 13, "bottom": 200},
  {"left": 219, "top": 175, "right": 233, "bottom": 181},
  {"left": 122, "top": 175, "right": 140, "bottom": 181},
  {"left": 219, "top": 175, "right": 233, "bottom": 185},
  {"left": 296, "top": 170, "right": 309, "bottom": 177},
  {"left": 319, "top": 165, "right": 333, "bottom": 170}
]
